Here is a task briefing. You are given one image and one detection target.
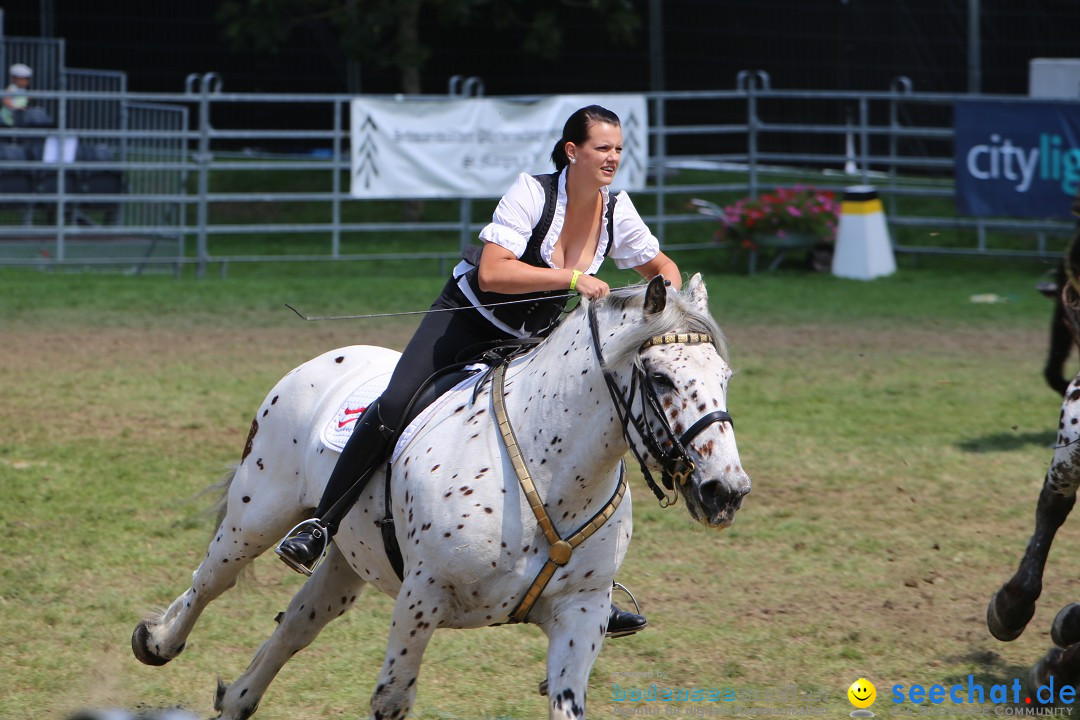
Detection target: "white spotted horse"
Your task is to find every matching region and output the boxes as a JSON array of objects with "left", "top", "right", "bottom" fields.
[{"left": 131, "top": 274, "right": 751, "bottom": 720}]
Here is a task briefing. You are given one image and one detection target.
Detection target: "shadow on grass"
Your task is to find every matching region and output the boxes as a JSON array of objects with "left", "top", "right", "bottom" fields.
[
  {"left": 956, "top": 432, "right": 1057, "bottom": 454},
  {"left": 939, "top": 649, "right": 1033, "bottom": 699},
  {"left": 937, "top": 647, "right": 1080, "bottom": 709}
]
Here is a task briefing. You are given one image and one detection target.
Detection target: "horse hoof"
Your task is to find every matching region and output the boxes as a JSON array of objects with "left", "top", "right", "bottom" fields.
[
  {"left": 131, "top": 621, "right": 172, "bottom": 666},
  {"left": 986, "top": 588, "right": 1035, "bottom": 642},
  {"left": 538, "top": 678, "right": 549, "bottom": 696},
  {"left": 1031, "top": 646, "right": 1064, "bottom": 696},
  {"left": 1051, "top": 604, "right": 1080, "bottom": 648}
]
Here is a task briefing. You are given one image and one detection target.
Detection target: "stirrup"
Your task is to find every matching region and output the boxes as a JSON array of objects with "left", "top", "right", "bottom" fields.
[
  {"left": 613, "top": 581, "right": 642, "bottom": 615},
  {"left": 608, "top": 581, "right": 647, "bottom": 638},
  {"left": 274, "top": 519, "right": 330, "bottom": 577}
]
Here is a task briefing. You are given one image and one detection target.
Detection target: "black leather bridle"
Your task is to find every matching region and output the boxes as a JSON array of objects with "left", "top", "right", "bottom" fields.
[{"left": 588, "top": 302, "right": 733, "bottom": 506}]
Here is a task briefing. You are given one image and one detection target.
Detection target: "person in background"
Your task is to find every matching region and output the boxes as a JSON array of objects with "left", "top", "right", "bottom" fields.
[
  {"left": 276, "top": 104, "right": 681, "bottom": 638},
  {"left": 1, "top": 63, "right": 32, "bottom": 128}
]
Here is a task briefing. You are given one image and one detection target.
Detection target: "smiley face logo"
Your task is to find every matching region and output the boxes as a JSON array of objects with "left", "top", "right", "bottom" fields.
[{"left": 848, "top": 678, "right": 876, "bottom": 709}]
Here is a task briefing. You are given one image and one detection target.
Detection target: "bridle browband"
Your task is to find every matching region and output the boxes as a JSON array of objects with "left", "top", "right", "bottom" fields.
[{"left": 587, "top": 301, "right": 734, "bottom": 506}]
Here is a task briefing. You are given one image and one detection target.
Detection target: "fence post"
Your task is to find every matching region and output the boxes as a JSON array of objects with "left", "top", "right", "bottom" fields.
[
  {"left": 737, "top": 70, "right": 770, "bottom": 201},
  {"left": 653, "top": 93, "right": 667, "bottom": 245},
  {"left": 858, "top": 96, "right": 870, "bottom": 186},
  {"left": 453, "top": 77, "right": 484, "bottom": 253},
  {"left": 332, "top": 97, "right": 342, "bottom": 258},
  {"left": 56, "top": 87, "right": 68, "bottom": 262},
  {"left": 888, "top": 77, "right": 913, "bottom": 218},
  {"left": 191, "top": 72, "right": 221, "bottom": 279}
]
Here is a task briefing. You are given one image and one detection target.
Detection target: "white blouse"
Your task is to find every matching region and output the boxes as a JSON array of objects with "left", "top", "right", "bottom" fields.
[{"left": 477, "top": 170, "right": 659, "bottom": 272}]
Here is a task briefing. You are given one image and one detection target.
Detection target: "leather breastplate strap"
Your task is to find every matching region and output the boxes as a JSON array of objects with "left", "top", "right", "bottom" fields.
[{"left": 490, "top": 360, "right": 627, "bottom": 624}]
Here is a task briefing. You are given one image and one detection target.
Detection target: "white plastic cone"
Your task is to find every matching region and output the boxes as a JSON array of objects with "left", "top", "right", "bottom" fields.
[{"left": 831, "top": 185, "right": 896, "bottom": 280}]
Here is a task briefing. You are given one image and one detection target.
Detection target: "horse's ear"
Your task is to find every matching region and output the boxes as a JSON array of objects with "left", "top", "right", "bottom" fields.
[
  {"left": 643, "top": 275, "right": 668, "bottom": 317},
  {"left": 686, "top": 273, "right": 709, "bottom": 312}
]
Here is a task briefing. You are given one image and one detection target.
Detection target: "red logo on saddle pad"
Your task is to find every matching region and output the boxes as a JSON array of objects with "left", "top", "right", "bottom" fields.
[{"left": 337, "top": 406, "right": 366, "bottom": 429}]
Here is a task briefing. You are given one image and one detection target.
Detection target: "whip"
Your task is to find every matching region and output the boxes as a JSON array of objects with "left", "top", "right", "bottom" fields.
[{"left": 285, "top": 293, "right": 577, "bottom": 322}]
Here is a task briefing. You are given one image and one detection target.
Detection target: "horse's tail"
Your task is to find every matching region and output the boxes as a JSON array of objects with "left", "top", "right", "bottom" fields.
[
  {"left": 205, "top": 463, "right": 238, "bottom": 531},
  {"left": 198, "top": 464, "right": 255, "bottom": 584}
]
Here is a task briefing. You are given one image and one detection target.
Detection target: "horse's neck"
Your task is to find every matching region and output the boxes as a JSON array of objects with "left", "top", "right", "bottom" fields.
[{"left": 505, "top": 310, "right": 628, "bottom": 504}]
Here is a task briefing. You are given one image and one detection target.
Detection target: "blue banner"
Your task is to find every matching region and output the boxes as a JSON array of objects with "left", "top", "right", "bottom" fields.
[{"left": 954, "top": 100, "right": 1080, "bottom": 218}]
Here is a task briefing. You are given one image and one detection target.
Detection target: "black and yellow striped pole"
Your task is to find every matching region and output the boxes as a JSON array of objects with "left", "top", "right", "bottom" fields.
[{"left": 831, "top": 186, "right": 897, "bottom": 280}]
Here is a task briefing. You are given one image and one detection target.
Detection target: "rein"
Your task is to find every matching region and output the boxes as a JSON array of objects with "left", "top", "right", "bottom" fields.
[
  {"left": 587, "top": 302, "right": 733, "bottom": 507},
  {"left": 501, "top": 299, "right": 733, "bottom": 623}
]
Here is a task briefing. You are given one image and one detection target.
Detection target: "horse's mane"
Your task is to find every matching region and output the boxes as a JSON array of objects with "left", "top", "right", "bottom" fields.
[{"left": 574, "top": 282, "right": 728, "bottom": 369}]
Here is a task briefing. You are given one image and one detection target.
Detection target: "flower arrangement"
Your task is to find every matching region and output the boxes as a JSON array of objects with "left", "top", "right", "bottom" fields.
[{"left": 712, "top": 186, "right": 840, "bottom": 250}]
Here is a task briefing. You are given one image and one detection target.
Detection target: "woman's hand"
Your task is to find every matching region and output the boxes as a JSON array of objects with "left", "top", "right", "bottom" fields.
[{"left": 573, "top": 272, "right": 609, "bottom": 300}]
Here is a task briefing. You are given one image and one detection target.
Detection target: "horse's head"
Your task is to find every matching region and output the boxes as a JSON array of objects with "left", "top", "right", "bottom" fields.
[{"left": 592, "top": 274, "right": 751, "bottom": 529}]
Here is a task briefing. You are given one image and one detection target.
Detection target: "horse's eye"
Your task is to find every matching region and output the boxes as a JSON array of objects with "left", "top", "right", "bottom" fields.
[{"left": 649, "top": 372, "right": 676, "bottom": 392}]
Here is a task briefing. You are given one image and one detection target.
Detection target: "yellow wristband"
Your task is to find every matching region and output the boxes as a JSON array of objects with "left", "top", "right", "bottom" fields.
[{"left": 570, "top": 269, "right": 583, "bottom": 292}]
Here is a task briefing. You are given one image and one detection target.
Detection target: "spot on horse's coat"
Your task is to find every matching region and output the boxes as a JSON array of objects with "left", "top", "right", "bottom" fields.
[
  {"left": 335, "top": 356, "right": 345, "bottom": 364},
  {"left": 241, "top": 418, "right": 258, "bottom": 462}
]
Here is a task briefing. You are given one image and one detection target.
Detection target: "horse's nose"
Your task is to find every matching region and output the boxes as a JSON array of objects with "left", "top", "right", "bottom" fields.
[
  {"left": 704, "top": 471, "right": 750, "bottom": 501},
  {"left": 700, "top": 473, "right": 750, "bottom": 516}
]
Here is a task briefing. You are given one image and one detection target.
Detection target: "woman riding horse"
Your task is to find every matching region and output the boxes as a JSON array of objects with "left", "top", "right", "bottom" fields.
[{"left": 276, "top": 104, "right": 681, "bottom": 637}]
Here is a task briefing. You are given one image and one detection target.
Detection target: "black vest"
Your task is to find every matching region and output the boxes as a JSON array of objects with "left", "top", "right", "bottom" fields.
[{"left": 459, "top": 171, "right": 617, "bottom": 336}]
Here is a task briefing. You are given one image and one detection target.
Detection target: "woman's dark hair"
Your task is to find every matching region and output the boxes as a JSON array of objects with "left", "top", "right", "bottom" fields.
[{"left": 550, "top": 104, "right": 621, "bottom": 171}]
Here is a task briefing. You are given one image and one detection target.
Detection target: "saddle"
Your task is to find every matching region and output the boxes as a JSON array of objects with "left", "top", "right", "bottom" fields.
[{"left": 378, "top": 341, "right": 540, "bottom": 580}]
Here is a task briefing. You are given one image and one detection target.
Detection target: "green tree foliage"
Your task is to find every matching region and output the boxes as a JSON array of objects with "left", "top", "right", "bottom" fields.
[{"left": 217, "top": 0, "right": 642, "bottom": 93}]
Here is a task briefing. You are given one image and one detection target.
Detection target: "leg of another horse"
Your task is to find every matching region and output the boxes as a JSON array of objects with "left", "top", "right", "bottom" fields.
[
  {"left": 133, "top": 465, "right": 305, "bottom": 666},
  {"left": 987, "top": 481, "right": 1076, "bottom": 641},
  {"left": 214, "top": 544, "right": 366, "bottom": 720},
  {"left": 368, "top": 577, "right": 446, "bottom": 720},
  {"left": 1031, "top": 642, "right": 1080, "bottom": 700},
  {"left": 541, "top": 593, "right": 612, "bottom": 720}
]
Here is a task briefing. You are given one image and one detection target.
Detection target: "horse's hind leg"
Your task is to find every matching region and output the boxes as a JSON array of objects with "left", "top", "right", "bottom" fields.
[
  {"left": 1031, "top": 642, "right": 1080, "bottom": 701},
  {"left": 133, "top": 463, "right": 306, "bottom": 666},
  {"left": 214, "top": 543, "right": 366, "bottom": 720}
]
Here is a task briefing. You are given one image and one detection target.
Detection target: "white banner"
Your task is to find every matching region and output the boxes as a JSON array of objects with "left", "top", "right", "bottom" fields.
[{"left": 350, "top": 94, "right": 648, "bottom": 199}]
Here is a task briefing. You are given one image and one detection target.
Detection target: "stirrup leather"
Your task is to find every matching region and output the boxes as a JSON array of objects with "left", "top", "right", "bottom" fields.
[{"left": 275, "top": 519, "right": 330, "bottom": 577}]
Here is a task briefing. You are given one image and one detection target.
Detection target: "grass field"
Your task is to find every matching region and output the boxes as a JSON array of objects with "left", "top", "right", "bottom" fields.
[{"left": 3, "top": 252, "right": 1080, "bottom": 719}]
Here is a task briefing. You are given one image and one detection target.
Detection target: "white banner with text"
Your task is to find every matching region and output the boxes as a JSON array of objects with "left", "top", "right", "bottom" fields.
[{"left": 350, "top": 94, "right": 648, "bottom": 199}]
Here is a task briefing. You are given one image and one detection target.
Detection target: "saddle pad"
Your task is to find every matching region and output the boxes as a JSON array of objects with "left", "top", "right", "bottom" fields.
[
  {"left": 320, "top": 372, "right": 393, "bottom": 452},
  {"left": 320, "top": 366, "right": 487, "bottom": 459},
  {"left": 391, "top": 368, "right": 486, "bottom": 464}
]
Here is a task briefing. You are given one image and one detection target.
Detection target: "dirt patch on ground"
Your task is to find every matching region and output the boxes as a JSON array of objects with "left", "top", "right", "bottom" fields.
[{"left": 2, "top": 320, "right": 1046, "bottom": 373}]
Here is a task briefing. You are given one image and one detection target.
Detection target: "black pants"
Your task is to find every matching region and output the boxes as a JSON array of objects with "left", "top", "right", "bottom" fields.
[
  {"left": 379, "top": 278, "right": 512, "bottom": 428},
  {"left": 312, "top": 278, "right": 510, "bottom": 519}
]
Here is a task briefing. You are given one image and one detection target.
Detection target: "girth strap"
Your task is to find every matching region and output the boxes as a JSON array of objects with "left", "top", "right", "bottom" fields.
[{"left": 490, "top": 360, "right": 627, "bottom": 624}]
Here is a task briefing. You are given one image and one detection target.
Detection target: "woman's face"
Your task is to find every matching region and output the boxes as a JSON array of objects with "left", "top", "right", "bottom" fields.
[{"left": 567, "top": 122, "right": 622, "bottom": 187}]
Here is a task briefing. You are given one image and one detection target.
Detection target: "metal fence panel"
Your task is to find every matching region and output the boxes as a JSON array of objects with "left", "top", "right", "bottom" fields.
[{"left": 0, "top": 82, "right": 1074, "bottom": 273}]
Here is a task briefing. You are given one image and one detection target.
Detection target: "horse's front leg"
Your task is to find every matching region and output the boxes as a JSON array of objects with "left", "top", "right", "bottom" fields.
[
  {"left": 988, "top": 481, "right": 1076, "bottom": 641},
  {"left": 987, "top": 389, "right": 1080, "bottom": 641},
  {"left": 540, "top": 592, "right": 612, "bottom": 720},
  {"left": 368, "top": 576, "right": 446, "bottom": 720},
  {"left": 214, "top": 543, "right": 366, "bottom": 720}
]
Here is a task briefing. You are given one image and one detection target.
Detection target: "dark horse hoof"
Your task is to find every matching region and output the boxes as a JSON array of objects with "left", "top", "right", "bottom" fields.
[
  {"left": 987, "top": 587, "right": 1036, "bottom": 642},
  {"left": 1031, "top": 646, "right": 1064, "bottom": 695},
  {"left": 131, "top": 620, "right": 172, "bottom": 666},
  {"left": 1052, "top": 603, "right": 1080, "bottom": 648}
]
